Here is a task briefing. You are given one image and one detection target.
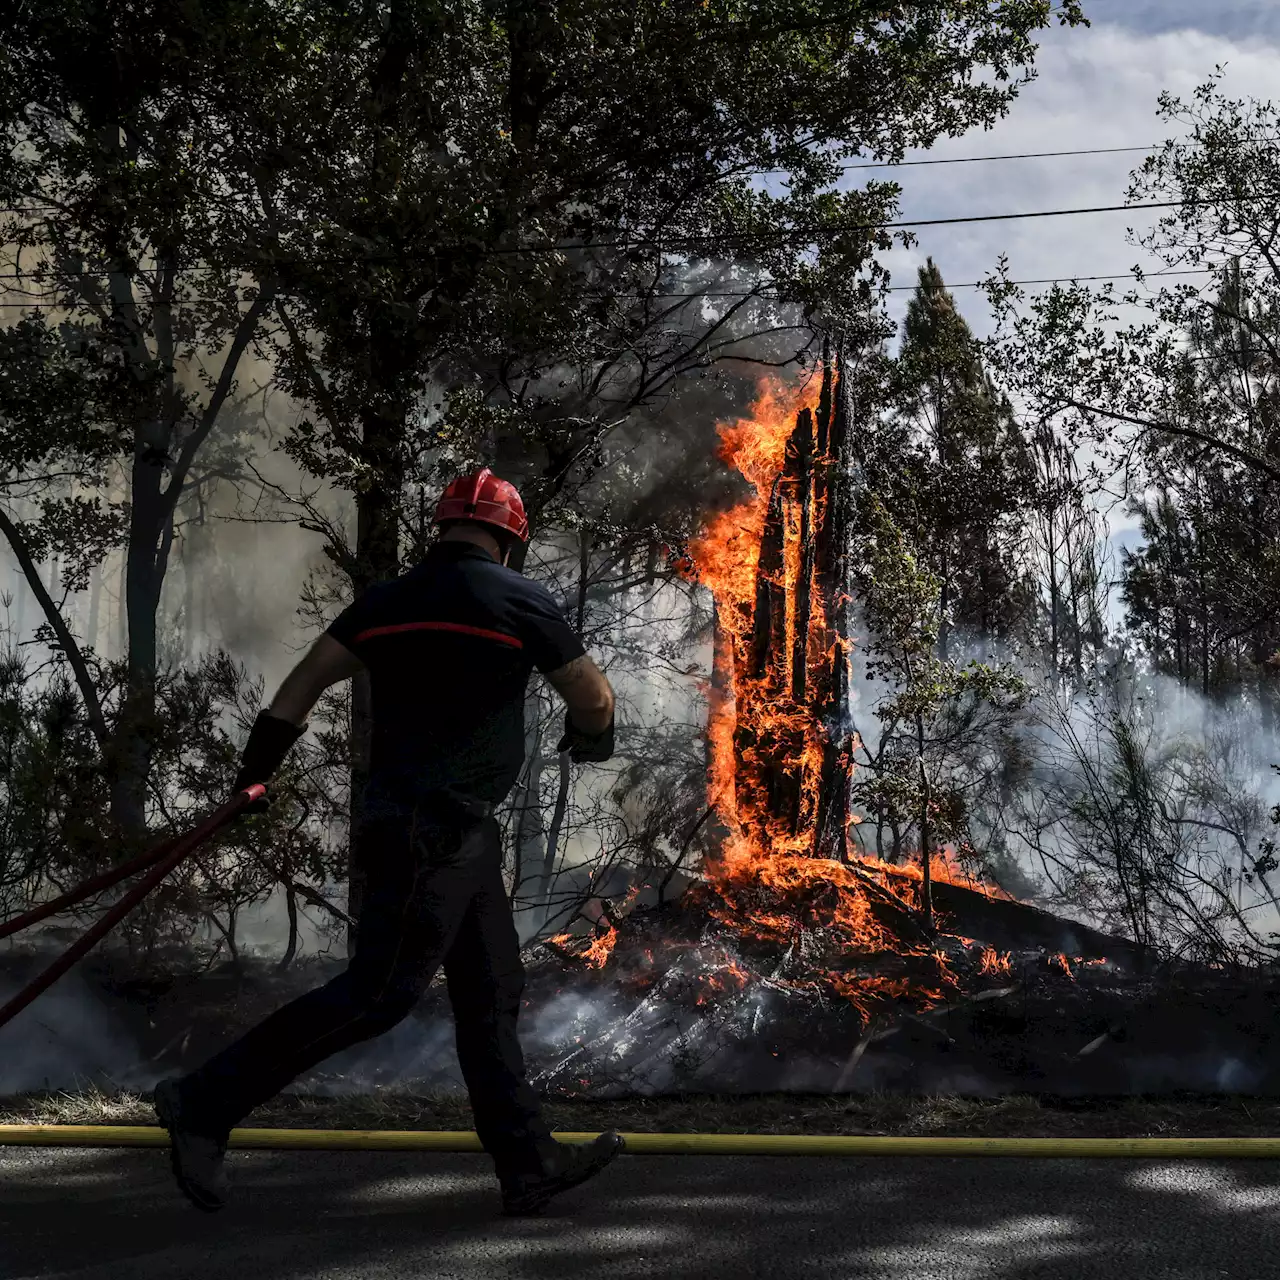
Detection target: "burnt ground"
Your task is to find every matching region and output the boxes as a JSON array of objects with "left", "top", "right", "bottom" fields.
[
  {"left": 507, "top": 881, "right": 1280, "bottom": 1098},
  {"left": 3, "top": 879, "right": 1280, "bottom": 1107}
]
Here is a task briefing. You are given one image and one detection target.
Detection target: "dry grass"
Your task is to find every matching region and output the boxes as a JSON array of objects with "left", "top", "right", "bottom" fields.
[{"left": 2, "top": 1086, "right": 1279, "bottom": 1137}]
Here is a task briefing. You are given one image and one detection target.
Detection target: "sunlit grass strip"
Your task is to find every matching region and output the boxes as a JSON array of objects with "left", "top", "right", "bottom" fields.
[{"left": 4, "top": 1126, "right": 1280, "bottom": 1157}]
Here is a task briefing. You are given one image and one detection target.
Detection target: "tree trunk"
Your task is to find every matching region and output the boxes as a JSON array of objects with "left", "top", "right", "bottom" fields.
[
  {"left": 937, "top": 538, "right": 950, "bottom": 664},
  {"left": 790, "top": 409, "right": 815, "bottom": 703},
  {"left": 0, "top": 510, "right": 109, "bottom": 750},
  {"left": 183, "top": 526, "right": 197, "bottom": 661},
  {"left": 86, "top": 564, "right": 103, "bottom": 656},
  {"left": 916, "top": 714, "right": 934, "bottom": 933},
  {"left": 116, "top": 549, "right": 128, "bottom": 661},
  {"left": 815, "top": 335, "right": 833, "bottom": 457},
  {"left": 749, "top": 475, "right": 787, "bottom": 681},
  {"left": 539, "top": 750, "right": 572, "bottom": 928},
  {"left": 346, "top": 407, "right": 406, "bottom": 886},
  {"left": 538, "top": 529, "right": 591, "bottom": 927},
  {"left": 278, "top": 883, "right": 299, "bottom": 971},
  {"left": 813, "top": 355, "right": 855, "bottom": 860},
  {"left": 108, "top": 439, "right": 171, "bottom": 842},
  {"left": 510, "top": 706, "right": 545, "bottom": 911},
  {"left": 343, "top": 0, "right": 415, "bottom": 952}
]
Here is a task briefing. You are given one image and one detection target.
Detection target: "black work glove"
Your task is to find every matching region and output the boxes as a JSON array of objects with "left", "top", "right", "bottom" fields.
[
  {"left": 232, "top": 712, "right": 305, "bottom": 815},
  {"left": 556, "top": 710, "right": 614, "bottom": 764}
]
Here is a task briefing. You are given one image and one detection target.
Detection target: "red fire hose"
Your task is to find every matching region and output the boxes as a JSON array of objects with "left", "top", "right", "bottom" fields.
[{"left": 0, "top": 784, "right": 266, "bottom": 1034}]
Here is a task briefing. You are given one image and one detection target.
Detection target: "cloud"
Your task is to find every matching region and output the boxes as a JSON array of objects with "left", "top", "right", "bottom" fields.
[{"left": 866, "top": 22, "right": 1280, "bottom": 339}]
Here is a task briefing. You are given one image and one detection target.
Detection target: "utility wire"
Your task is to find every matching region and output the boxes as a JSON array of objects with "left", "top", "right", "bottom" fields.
[
  {"left": 0, "top": 268, "right": 1219, "bottom": 308},
  {"left": 758, "top": 143, "right": 1175, "bottom": 175},
  {"left": 0, "top": 198, "right": 1209, "bottom": 270},
  {"left": 9, "top": 132, "right": 1268, "bottom": 218},
  {"left": 758, "top": 135, "right": 1279, "bottom": 175},
  {"left": 0, "top": 142, "right": 1184, "bottom": 217}
]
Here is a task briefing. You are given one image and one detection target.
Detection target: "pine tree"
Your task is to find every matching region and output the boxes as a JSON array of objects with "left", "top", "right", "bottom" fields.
[{"left": 874, "top": 260, "right": 1036, "bottom": 658}]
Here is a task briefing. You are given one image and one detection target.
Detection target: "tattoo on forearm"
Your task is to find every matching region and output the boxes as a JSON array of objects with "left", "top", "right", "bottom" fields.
[{"left": 553, "top": 656, "right": 592, "bottom": 684}]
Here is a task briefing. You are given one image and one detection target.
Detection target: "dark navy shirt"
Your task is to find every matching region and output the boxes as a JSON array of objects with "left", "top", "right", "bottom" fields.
[{"left": 326, "top": 542, "right": 585, "bottom": 819}]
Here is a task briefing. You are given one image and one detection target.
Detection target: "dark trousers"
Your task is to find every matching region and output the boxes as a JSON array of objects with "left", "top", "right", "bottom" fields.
[{"left": 178, "top": 811, "right": 558, "bottom": 1175}]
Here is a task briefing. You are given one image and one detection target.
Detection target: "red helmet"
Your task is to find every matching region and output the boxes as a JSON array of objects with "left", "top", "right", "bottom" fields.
[{"left": 433, "top": 467, "right": 529, "bottom": 542}]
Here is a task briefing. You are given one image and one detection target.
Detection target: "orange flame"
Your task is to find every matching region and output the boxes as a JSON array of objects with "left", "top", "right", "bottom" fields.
[
  {"left": 543, "top": 375, "right": 1024, "bottom": 1028},
  {"left": 545, "top": 923, "right": 620, "bottom": 970},
  {"left": 581, "top": 924, "right": 619, "bottom": 969},
  {"left": 679, "top": 375, "right": 1018, "bottom": 1018},
  {"left": 688, "top": 379, "right": 825, "bottom": 862}
]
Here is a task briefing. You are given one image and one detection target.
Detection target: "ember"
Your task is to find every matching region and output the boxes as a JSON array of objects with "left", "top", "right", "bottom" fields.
[{"left": 545, "top": 923, "right": 620, "bottom": 970}]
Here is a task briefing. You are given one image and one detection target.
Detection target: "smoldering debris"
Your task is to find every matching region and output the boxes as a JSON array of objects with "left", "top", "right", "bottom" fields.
[
  {"left": 4, "top": 881, "right": 1280, "bottom": 1101},
  {"left": 502, "top": 885, "right": 1280, "bottom": 1099}
]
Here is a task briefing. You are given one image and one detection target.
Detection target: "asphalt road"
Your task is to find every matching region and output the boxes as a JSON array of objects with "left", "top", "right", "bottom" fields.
[{"left": 2, "top": 1145, "right": 1276, "bottom": 1279}]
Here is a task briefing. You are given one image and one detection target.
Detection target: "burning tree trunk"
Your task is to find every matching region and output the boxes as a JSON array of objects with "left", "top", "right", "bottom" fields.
[
  {"left": 815, "top": 349, "right": 858, "bottom": 863},
  {"left": 711, "top": 346, "right": 860, "bottom": 864},
  {"left": 790, "top": 412, "right": 816, "bottom": 707},
  {"left": 534, "top": 355, "right": 1139, "bottom": 1056}
]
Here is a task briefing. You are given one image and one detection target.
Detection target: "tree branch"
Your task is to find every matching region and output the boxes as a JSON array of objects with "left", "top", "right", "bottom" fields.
[
  {"left": 1063, "top": 397, "right": 1280, "bottom": 484},
  {"left": 0, "top": 507, "right": 109, "bottom": 747}
]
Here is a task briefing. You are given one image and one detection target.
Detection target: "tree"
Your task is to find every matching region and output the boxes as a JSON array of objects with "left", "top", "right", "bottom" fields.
[
  {"left": 200, "top": 0, "right": 1082, "bottom": 923},
  {"left": 849, "top": 493, "right": 1029, "bottom": 930},
  {"left": 879, "top": 260, "right": 1036, "bottom": 659},
  {"left": 0, "top": 0, "right": 278, "bottom": 840},
  {"left": 1023, "top": 417, "right": 1111, "bottom": 685},
  {"left": 1116, "top": 262, "right": 1280, "bottom": 717},
  {"left": 1012, "top": 659, "right": 1280, "bottom": 964},
  {"left": 984, "top": 75, "right": 1280, "bottom": 493}
]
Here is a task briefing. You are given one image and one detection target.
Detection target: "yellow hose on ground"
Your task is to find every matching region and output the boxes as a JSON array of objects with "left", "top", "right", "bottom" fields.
[{"left": 2, "top": 1127, "right": 1280, "bottom": 1157}]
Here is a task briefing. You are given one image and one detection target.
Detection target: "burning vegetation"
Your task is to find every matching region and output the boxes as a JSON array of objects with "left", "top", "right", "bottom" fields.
[{"left": 524, "top": 355, "right": 1171, "bottom": 1098}]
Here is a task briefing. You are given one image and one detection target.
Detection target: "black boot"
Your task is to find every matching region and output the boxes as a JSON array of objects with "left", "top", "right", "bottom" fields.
[
  {"left": 499, "top": 1131, "right": 625, "bottom": 1216},
  {"left": 153, "top": 1078, "right": 230, "bottom": 1212}
]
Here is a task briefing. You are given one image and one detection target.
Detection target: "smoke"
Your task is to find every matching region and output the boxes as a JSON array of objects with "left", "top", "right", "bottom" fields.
[
  {"left": 1001, "top": 661, "right": 1280, "bottom": 951},
  {"left": 0, "top": 283, "right": 846, "bottom": 1080},
  {"left": 843, "top": 573, "right": 1280, "bottom": 960},
  {"left": 4, "top": 953, "right": 1278, "bottom": 1101},
  {"left": 0, "top": 965, "right": 157, "bottom": 1095}
]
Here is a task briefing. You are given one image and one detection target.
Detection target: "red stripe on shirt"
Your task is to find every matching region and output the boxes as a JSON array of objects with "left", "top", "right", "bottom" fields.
[{"left": 352, "top": 620, "right": 524, "bottom": 649}]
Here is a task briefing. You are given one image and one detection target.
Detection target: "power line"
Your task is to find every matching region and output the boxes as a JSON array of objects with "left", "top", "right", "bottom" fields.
[
  {"left": 885, "top": 268, "right": 1210, "bottom": 292},
  {"left": 8, "top": 134, "right": 1264, "bottom": 222},
  {"left": 0, "top": 268, "right": 1216, "bottom": 308},
  {"left": 759, "top": 143, "right": 1170, "bottom": 176},
  {"left": 0, "top": 199, "right": 1205, "bottom": 273},
  {"left": 0, "top": 144, "right": 1173, "bottom": 219},
  {"left": 762, "top": 135, "right": 1280, "bottom": 176},
  {"left": 856, "top": 143, "right": 1168, "bottom": 168},
  {"left": 846, "top": 198, "right": 1191, "bottom": 238}
]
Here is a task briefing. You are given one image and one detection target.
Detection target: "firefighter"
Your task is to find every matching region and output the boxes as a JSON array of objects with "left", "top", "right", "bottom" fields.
[{"left": 154, "top": 468, "right": 623, "bottom": 1215}]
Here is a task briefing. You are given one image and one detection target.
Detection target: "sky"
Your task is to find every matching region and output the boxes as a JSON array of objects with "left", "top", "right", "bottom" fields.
[
  {"left": 872, "top": 2, "right": 1280, "bottom": 338},
  {"left": 846, "top": 1, "right": 1280, "bottom": 555},
  {"left": 1108, "top": 0, "right": 1280, "bottom": 43}
]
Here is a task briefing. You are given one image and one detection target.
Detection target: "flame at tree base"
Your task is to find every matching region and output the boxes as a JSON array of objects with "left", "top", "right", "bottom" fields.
[
  {"left": 552, "top": 360, "right": 1022, "bottom": 1029},
  {"left": 678, "top": 359, "right": 1015, "bottom": 1023}
]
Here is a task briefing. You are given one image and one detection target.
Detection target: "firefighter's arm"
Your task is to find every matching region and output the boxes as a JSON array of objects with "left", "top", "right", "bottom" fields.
[
  {"left": 546, "top": 654, "right": 615, "bottom": 762},
  {"left": 546, "top": 654, "right": 614, "bottom": 732},
  {"left": 233, "top": 636, "right": 365, "bottom": 802},
  {"left": 267, "top": 634, "right": 366, "bottom": 727}
]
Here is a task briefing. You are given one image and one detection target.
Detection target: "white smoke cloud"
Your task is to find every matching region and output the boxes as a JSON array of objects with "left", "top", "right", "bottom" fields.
[{"left": 0, "top": 965, "right": 156, "bottom": 1095}]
